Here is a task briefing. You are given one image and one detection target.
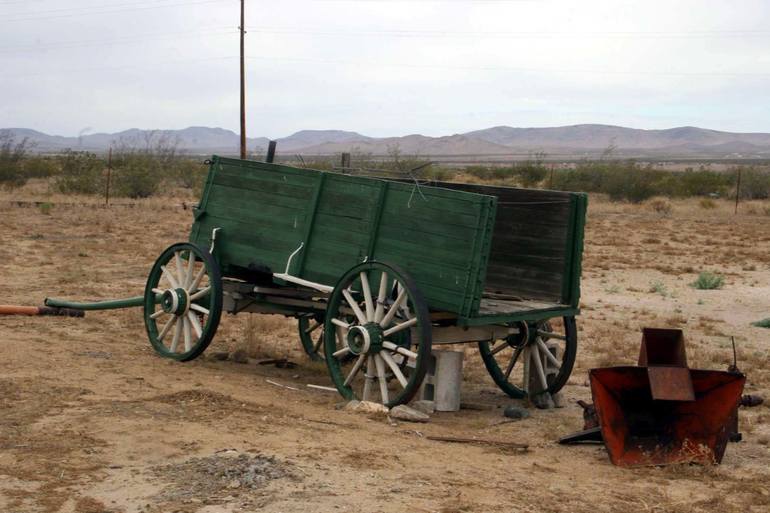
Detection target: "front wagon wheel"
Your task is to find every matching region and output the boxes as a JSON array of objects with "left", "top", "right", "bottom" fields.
[
  {"left": 478, "top": 316, "right": 577, "bottom": 398},
  {"left": 144, "top": 242, "right": 223, "bottom": 361},
  {"left": 324, "top": 261, "right": 431, "bottom": 407}
]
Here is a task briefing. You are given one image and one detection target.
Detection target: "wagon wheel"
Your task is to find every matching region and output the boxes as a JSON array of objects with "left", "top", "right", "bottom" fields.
[
  {"left": 478, "top": 316, "right": 577, "bottom": 398},
  {"left": 324, "top": 261, "right": 432, "bottom": 407},
  {"left": 144, "top": 242, "right": 223, "bottom": 361},
  {"left": 298, "top": 314, "right": 325, "bottom": 361}
]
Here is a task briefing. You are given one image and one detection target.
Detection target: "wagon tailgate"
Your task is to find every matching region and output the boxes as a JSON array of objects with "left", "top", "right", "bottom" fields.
[{"left": 190, "top": 157, "right": 496, "bottom": 317}]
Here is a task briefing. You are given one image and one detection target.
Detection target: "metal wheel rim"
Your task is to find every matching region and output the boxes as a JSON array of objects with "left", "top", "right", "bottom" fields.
[{"left": 144, "top": 242, "right": 222, "bottom": 362}]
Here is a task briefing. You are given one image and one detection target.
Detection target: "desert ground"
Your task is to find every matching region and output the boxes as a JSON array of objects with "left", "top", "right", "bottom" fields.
[{"left": 1, "top": 181, "right": 769, "bottom": 513}]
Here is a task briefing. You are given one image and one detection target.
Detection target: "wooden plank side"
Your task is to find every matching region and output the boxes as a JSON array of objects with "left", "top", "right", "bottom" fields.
[
  {"left": 191, "top": 158, "right": 498, "bottom": 315},
  {"left": 407, "top": 180, "right": 583, "bottom": 307}
]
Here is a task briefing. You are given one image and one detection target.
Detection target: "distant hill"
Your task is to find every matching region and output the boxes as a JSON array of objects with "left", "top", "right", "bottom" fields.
[{"left": 4, "top": 124, "right": 770, "bottom": 158}]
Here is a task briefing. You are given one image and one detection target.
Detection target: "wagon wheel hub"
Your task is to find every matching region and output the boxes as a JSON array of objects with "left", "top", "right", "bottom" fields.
[
  {"left": 160, "top": 288, "right": 189, "bottom": 316},
  {"left": 346, "top": 323, "right": 384, "bottom": 355}
]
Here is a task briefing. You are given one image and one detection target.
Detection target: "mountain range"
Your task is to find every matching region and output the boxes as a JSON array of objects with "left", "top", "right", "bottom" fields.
[{"left": 5, "top": 124, "right": 770, "bottom": 158}]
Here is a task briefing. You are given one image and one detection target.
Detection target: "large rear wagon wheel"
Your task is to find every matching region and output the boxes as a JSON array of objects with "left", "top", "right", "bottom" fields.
[
  {"left": 478, "top": 316, "right": 577, "bottom": 398},
  {"left": 324, "top": 261, "right": 431, "bottom": 407},
  {"left": 144, "top": 242, "right": 223, "bottom": 362}
]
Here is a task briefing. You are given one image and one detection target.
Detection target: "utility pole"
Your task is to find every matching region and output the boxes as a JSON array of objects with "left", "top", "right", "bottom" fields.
[{"left": 239, "top": 0, "right": 246, "bottom": 159}]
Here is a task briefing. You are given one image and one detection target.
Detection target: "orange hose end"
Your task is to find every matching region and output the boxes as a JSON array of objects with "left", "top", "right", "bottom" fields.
[{"left": 0, "top": 305, "right": 41, "bottom": 316}]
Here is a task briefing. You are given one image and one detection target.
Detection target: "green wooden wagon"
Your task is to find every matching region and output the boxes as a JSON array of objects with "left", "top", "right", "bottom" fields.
[{"left": 49, "top": 156, "right": 587, "bottom": 407}]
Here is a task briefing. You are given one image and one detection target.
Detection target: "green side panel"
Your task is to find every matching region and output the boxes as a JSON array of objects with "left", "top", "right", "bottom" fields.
[
  {"left": 563, "top": 193, "right": 588, "bottom": 308},
  {"left": 190, "top": 156, "right": 497, "bottom": 317}
]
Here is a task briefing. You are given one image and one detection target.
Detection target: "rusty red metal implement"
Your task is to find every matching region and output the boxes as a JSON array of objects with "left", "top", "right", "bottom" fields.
[{"left": 589, "top": 328, "right": 745, "bottom": 466}]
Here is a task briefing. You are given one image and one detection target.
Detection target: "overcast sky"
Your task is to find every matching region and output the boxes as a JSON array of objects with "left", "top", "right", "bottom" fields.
[{"left": 2, "top": 0, "right": 770, "bottom": 138}]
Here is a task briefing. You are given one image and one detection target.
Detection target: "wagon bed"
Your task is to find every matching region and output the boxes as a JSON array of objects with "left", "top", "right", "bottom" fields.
[{"left": 190, "top": 157, "right": 586, "bottom": 325}]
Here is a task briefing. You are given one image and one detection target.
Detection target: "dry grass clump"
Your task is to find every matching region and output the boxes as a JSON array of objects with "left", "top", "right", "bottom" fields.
[
  {"left": 238, "top": 314, "right": 298, "bottom": 359},
  {"left": 648, "top": 197, "right": 673, "bottom": 216}
]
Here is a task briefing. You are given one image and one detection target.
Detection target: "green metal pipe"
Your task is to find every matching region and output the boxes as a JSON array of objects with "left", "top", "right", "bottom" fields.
[{"left": 44, "top": 295, "right": 157, "bottom": 311}]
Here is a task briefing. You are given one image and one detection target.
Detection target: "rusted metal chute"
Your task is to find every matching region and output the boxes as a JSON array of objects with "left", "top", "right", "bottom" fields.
[{"left": 588, "top": 328, "right": 745, "bottom": 466}]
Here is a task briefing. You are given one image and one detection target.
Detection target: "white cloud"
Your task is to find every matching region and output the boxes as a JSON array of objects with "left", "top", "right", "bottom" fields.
[{"left": 2, "top": 0, "right": 769, "bottom": 136}]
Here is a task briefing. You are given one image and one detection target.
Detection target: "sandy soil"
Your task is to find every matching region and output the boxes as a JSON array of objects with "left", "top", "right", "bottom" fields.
[{"left": 1, "top": 183, "right": 769, "bottom": 513}]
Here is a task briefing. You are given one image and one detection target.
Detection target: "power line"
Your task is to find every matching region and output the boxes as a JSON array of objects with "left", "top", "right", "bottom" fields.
[
  {"left": 0, "top": 55, "right": 238, "bottom": 80},
  {"left": 247, "top": 27, "right": 770, "bottom": 40},
  {"left": 244, "top": 54, "right": 770, "bottom": 78},
  {"left": 2, "top": 0, "right": 233, "bottom": 22},
  {"left": 0, "top": 27, "right": 236, "bottom": 53}
]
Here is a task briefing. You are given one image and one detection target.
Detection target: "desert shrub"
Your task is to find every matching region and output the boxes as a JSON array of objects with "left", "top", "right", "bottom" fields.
[
  {"left": 171, "top": 158, "right": 208, "bottom": 191},
  {"left": 699, "top": 198, "right": 717, "bottom": 209},
  {"left": 752, "top": 318, "right": 770, "bottom": 329},
  {"left": 112, "top": 154, "right": 163, "bottom": 198},
  {"left": 691, "top": 271, "right": 724, "bottom": 290},
  {"left": 0, "top": 130, "right": 32, "bottom": 188},
  {"left": 39, "top": 202, "right": 52, "bottom": 215},
  {"left": 54, "top": 151, "right": 105, "bottom": 194},
  {"left": 649, "top": 280, "right": 668, "bottom": 296},
  {"left": 735, "top": 167, "right": 770, "bottom": 200},
  {"left": 512, "top": 159, "right": 548, "bottom": 187},
  {"left": 110, "top": 131, "right": 178, "bottom": 198},
  {"left": 648, "top": 197, "right": 672, "bottom": 215},
  {"left": 23, "top": 156, "right": 58, "bottom": 179}
]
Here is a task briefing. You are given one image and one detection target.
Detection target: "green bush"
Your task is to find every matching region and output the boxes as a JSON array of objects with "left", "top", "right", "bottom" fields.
[
  {"left": 691, "top": 271, "right": 724, "bottom": 290},
  {"left": 752, "top": 318, "right": 770, "bottom": 329},
  {"left": 736, "top": 167, "right": 770, "bottom": 200},
  {"left": 0, "top": 130, "right": 32, "bottom": 188},
  {"left": 170, "top": 158, "right": 208, "bottom": 191},
  {"left": 112, "top": 154, "right": 163, "bottom": 198},
  {"left": 54, "top": 151, "right": 105, "bottom": 194},
  {"left": 23, "top": 156, "right": 58, "bottom": 179}
]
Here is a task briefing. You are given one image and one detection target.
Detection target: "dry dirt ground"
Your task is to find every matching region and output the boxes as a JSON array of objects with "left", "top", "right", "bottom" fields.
[{"left": 1, "top": 183, "right": 769, "bottom": 513}]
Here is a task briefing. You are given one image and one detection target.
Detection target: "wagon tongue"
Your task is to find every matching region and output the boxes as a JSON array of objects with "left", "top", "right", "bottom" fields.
[{"left": 589, "top": 328, "right": 745, "bottom": 467}]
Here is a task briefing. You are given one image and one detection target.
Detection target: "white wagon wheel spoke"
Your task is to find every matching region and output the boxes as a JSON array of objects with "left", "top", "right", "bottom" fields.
[
  {"left": 187, "top": 311, "right": 203, "bottom": 339},
  {"left": 359, "top": 272, "right": 375, "bottom": 322},
  {"left": 342, "top": 289, "right": 367, "bottom": 325},
  {"left": 536, "top": 338, "right": 562, "bottom": 369},
  {"left": 161, "top": 265, "right": 180, "bottom": 289},
  {"left": 374, "top": 272, "right": 388, "bottom": 323},
  {"left": 173, "top": 251, "right": 186, "bottom": 285},
  {"left": 382, "top": 341, "right": 418, "bottom": 360},
  {"left": 374, "top": 354, "right": 389, "bottom": 404},
  {"left": 185, "top": 250, "right": 196, "bottom": 288},
  {"left": 380, "top": 350, "right": 409, "bottom": 388},
  {"left": 383, "top": 317, "right": 417, "bottom": 337},
  {"left": 333, "top": 346, "right": 351, "bottom": 359},
  {"left": 379, "top": 288, "right": 407, "bottom": 327},
  {"left": 189, "top": 286, "right": 211, "bottom": 301},
  {"left": 530, "top": 344, "right": 549, "bottom": 392},
  {"left": 182, "top": 317, "right": 192, "bottom": 352},
  {"left": 157, "top": 316, "right": 177, "bottom": 342},
  {"left": 190, "top": 303, "right": 209, "bottom": 315},
  {"left": 169, "top": 319, "right": 183, "bottom": 352},
  {"left": 344, "top": 355, "right": 367, "bottom": 387}
]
